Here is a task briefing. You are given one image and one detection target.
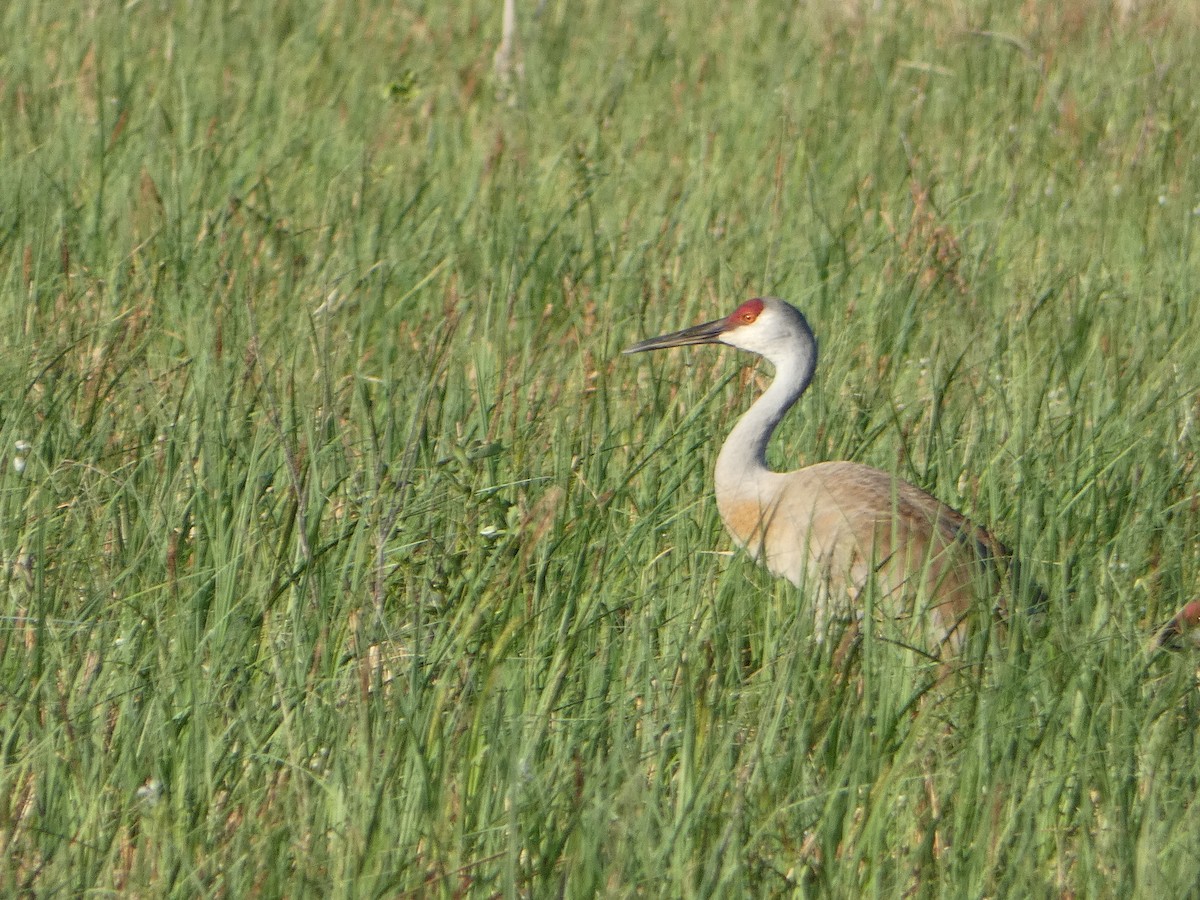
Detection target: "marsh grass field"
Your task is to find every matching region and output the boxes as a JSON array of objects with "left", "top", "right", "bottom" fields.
[{"left": 3, "top": 0, "right": 1200, "bottom": 895}]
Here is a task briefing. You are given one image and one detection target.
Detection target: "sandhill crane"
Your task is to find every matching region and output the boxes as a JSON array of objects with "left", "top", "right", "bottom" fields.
[
  {"left": 625, "top": 297, "right": 1029, "bottom": 656},
  {"left": 1157, "top": 600, "right": 1200, "bottom": 648}
]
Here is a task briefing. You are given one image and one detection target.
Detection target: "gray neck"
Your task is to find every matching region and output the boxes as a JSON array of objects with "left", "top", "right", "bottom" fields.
[{"left": 714, "top": 345, "right": 815, "bottom": 499}]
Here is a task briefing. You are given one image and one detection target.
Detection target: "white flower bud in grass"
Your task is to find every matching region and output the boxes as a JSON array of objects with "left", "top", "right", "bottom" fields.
[{"left": 13, "top": 440, "right": 30, "bottom": 474}]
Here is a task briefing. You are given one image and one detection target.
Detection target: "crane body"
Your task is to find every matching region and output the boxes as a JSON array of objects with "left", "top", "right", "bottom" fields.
[{"left": 626, "top": 297, "right": 1018, "bottom": 655}]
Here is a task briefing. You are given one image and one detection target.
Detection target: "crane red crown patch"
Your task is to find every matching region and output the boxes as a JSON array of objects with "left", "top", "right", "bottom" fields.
[{"left": 727, "top": 298, "right": 765, "bottom": 328}]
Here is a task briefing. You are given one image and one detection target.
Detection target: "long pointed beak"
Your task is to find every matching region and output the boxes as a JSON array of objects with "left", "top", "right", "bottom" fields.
[
  {"left": 622, "top": 317, "right": 727, "bottom": 354},
  {"left": 1157, "top": 599, "right": 1200, "bottom": 648}
]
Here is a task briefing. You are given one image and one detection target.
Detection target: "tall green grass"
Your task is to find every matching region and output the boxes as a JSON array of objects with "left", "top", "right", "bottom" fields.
[{"left": 2, "top": 0, "right": 1200, "bottom": 895}]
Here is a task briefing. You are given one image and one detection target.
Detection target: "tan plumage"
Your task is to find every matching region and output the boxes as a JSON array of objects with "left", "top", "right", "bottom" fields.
[
  {"left": 626, "top": 297, "right": 1023, "bottom": 656},
  {"left": 720, "top": 459, "right": 1012, "bottom": 652}
]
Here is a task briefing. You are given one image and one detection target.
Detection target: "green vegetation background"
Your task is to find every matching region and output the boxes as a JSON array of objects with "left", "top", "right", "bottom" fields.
[{"left": 2, "top": 0, "right": 1200, "bottom": 895}]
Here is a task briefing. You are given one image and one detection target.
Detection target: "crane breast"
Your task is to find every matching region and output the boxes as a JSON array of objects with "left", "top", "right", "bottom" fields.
[{"left": 718, "top": 461, "right": 1005, "bottom": 653}]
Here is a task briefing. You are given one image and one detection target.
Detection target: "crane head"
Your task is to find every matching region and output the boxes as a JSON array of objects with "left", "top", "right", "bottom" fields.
[
  {"left": 623, "top": 297, "right": 814, "bottom": 361},
  {"left": 1157, "top": 599, "right": 1200, "bottom": 649}
]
